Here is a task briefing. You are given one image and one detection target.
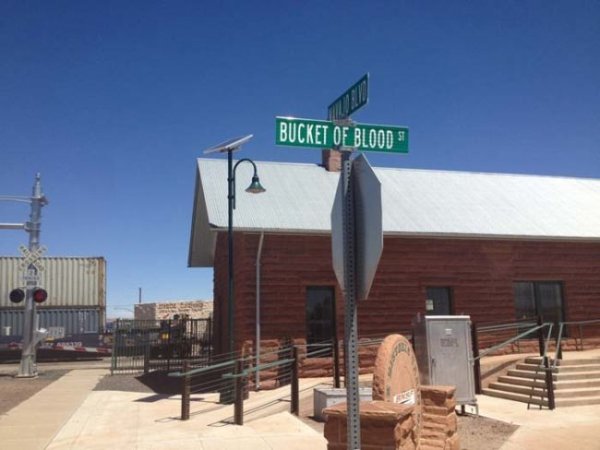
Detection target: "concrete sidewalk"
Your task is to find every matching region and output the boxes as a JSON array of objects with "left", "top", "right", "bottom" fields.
[
  {"left": 476, "top": 394, "right": 600, "bottom": 450},
  {"left": 47, "top": 375, "right": 328, "bottom": 450},
  {"left": 0, "top": 368, "right": 328, "bottom": 450},
  {"left": 0, "top": 369, "right": 107, "bottom": 450}
]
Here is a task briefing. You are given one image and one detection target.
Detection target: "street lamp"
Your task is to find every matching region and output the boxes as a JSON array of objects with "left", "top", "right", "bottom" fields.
[{"left": 204, "top": 135, "right": 265, "bottom": 361}]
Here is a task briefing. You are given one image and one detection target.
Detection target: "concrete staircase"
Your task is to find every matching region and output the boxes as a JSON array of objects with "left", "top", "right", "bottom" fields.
[{"left": 482, "top": 355, "right": 600, "bottom": 407}]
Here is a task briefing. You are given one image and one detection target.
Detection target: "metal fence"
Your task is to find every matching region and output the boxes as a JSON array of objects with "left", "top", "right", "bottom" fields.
[{"left": 111, "top": 318, "right": 212, "bottom": 374}]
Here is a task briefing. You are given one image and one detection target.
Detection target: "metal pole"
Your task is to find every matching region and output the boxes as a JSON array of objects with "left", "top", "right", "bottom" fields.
[
  {"left": 332, "top": 292, "right": 340, "bottom": 389},
  {"left": 255, "top": 232, "right": 264, "bottom": 390},
  {"left": 471, "top": 321, "right": 482, "bottom": 395},
  {"left": 228, "top": 149, "right": 235, "bottom": 357},
  {"left": 341, "top": 151, "right": 361, "bottom": 450},
  {"left": 18, "top": 174, "right": 45, "bottom": 378},
  {"left": 543, "top": 356, "right": 555, "bottom": 410},
  {"left": 218, "top": 148, "right": 236, "bottom": 404},
  {"left": 537, "top": 316, "right": 544, "bottom": 357},
  {"left": 291, "top": 346, "right": 299, "bottom": 415},
  {"left": 234, "top": 358, "right": 244, "bottom": 425},
  {"left": 181, "top": 360, "right": 191, "bottom": 420}
]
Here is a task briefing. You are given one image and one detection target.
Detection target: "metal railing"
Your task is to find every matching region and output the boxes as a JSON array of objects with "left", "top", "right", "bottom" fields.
[
  {"left": 167, "top": 331, "right": 407, "bottom": 424},
  {"left": 474, "top": 316, "right": 600, "bottom": 410},
  {"left": 555, "top": 318, "right": 600, "bottom": 353},
  {"left": 472, "top": 318, "right": 556, "bottom": 409},
  {"left": 169, "top": 344, "right": 300, "bottom": 423},
  {"left": 110, "top": 318, "right": 212, "bottom": 374}
]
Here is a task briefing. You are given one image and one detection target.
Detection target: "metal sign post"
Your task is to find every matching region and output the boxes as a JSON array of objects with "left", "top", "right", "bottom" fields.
[
  {"left": 332, "top": 152, "right": 383, "bottom": 450},
  {"left": 275, "top": 74, "right": 407, "bottom": 449},
  {"left": 340, "top": 150, "right": 361, "bottom": 450},
  {"left": 18, "top": 175, "right": 47, "bottom": 378}
]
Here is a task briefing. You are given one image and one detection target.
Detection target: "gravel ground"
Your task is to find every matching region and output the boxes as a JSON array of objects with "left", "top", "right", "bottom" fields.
[
  {"left": 458, "top": 414, "right": 518, "bottom": 450},
  {"left": 297, "top": 390, "right": 517, "bottom": 449},
  {"left": 0, "top": 369, "right": 68, "bottom": 416}
]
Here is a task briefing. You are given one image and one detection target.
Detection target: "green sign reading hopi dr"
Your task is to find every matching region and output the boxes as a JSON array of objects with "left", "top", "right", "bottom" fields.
[{"left": 275, "top": 117, "right": 409, "bottom": 153}]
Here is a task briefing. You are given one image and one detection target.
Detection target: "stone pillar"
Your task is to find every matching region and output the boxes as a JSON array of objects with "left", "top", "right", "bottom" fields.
[
  {"left": 324, "top": 401, "right": 417, "bottom": 450},
  {"left": 420, "top": 386, "right": 460, "bottom": 450}
]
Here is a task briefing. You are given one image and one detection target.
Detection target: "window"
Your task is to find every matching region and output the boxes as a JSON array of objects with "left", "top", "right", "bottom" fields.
[
  {"left": 425, "top": 287, "right": 453, "bottom": 315},
  {"left": 306, "top": 286, "right": 335, "bottom": 357},
  {"left": 513, "top": 281, "right": 565, "bottom": 332}
]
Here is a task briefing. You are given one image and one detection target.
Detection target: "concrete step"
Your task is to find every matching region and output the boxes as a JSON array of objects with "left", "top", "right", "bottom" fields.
[
  {"left": 556, "top": 364, "right": 600, "bottom": 373},
  {"left": 555, "top": 378, "right": 600, "bottom": 390},
  {"left": 498, "top": 374, "right": 600, "bottom": 390},
  {"left": 507, "top": 369, "right": 554, "bottom": 380},
  {"left": 515, "top": 363, "right": 557, "bottom": 372},
  {"left": 497, "top": 375, "right": 547, "bottom": 389},
  {"left": 554, "top": 387, "right": 600, "bottom": 398},
  {"left": 525, "top": 356, "right": 600, "bottom": 366},
  {"left": 482, "top": 387, "right": 547, "bottom": 407},
  {"left": 517, "top": 362, "right": 600, "bottom": 373},
  {"left": 555, "top": 396, "right": 600, "bottom": 407},
  {"left": 488, "top": 381, "right": 547, "bottom": 397},
  {"left": 555, "top": 371, "right": 600, "bottom": 381},
  {"left": 507, "top": 369, "right": 600, "bottom": 381}
]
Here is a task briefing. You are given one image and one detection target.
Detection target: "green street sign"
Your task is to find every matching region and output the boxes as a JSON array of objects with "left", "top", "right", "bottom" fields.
[
  {"left": 328, "top": 74, "right": 369, "bottom": 120},
  {"left": 275, "top": 117, "right": 408, "bottom": 153}
]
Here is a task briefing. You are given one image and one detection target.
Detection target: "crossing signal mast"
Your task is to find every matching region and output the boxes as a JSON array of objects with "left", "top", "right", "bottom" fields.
[{"left": 0, "top": 174, "right": 49, "bottom": 377}]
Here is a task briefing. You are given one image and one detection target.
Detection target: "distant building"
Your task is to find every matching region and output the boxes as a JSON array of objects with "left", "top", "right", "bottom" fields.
[{"left": 134, "top": 300, "right": 213, "bottom": 321}]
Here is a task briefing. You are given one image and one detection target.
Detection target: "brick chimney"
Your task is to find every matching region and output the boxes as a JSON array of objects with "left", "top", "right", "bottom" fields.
[{"left": 321, "top": 149, "right": 342, "bottom": 172}]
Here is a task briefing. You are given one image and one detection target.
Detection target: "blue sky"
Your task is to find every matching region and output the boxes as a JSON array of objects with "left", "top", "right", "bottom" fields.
[{"left": 1, "top": 1, "right": 598, "bottom": 318}]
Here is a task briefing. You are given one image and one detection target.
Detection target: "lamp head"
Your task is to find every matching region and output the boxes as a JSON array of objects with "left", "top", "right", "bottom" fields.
[{"left": 245, "top": 175, "right": 266, "bottom": 194}]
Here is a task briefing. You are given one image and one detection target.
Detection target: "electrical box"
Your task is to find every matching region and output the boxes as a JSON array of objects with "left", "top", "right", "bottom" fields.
[{"left": 413, "top": 315, "right": 477, "bottom": 408}]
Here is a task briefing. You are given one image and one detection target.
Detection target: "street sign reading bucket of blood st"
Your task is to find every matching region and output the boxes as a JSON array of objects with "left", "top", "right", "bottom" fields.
[{"left": 275, "top": 117, "right": 408, "bottom": 153}]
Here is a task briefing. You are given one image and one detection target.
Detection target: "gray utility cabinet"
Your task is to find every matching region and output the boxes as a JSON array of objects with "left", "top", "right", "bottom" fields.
[{"left": 413, "top": 315, "right": 477, "bottom": 408}]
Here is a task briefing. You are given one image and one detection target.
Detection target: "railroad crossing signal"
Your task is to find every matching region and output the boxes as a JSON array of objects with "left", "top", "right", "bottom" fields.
[
  {"left": 9, "top": 287, "right": 47, "bottom": 304},
  {"left": 33, "top": 288, "right": 48, "bottom": 304},
  {"left": 18, "top": 244, "right": 47, "bottom": 272},
  {"left": 9, "top": 288, "right": 25, "bottom": 303}
]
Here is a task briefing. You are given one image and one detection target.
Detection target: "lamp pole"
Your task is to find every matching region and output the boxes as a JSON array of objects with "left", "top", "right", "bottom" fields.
[
  {"left": 227, "top": 154, "right": 265, "bottom": 359},
  {"left": 228, "top": 149, "right": 234, "bottom": 357},
  {"left": 203, "top": 135, "right": 264, "bottom": 402}
]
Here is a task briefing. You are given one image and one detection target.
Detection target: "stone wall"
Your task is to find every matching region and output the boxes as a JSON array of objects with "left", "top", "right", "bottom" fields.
[
  {"left": 420, "top": 386, "right": 459, "bottom": 450},
  {"left": 324, "top": 401, "right": 417, "bottom": 450},
  {"left": 213, "top": 231, "right": 600, "bottom": 359},
  {"left": 323, "top": 386, "right": 459, "bottom": 450}
]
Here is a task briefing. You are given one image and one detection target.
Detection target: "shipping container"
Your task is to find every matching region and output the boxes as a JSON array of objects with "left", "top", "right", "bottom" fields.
[
  {"left": 0, "top": 257, "right": 106, "bottom": 309},
  {"left": 0, "top": 308, "right": 102, "bottom": 336}
]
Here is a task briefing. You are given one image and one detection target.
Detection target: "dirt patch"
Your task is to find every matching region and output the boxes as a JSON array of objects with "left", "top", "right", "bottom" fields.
[
  {"left": 0, "top": 369, "right": 69, "bottom": 415},
  {"left": 457, "top": 414, "right": 518, "bottom": 450},
  {"left": 298, "top": 392, "right": 517, "bottom": 449}
]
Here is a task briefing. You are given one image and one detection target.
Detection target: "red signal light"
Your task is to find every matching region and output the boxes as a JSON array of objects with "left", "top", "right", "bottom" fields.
[
  {"left": 9, "top": 288, "right": 25, "bottom": 303},
  {"left": 33, "top": 288, "right": 48, "bottom": 304}
]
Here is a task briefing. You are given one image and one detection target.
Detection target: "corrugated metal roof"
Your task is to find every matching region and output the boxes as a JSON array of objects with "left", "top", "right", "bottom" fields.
[{"left": 189, "top": 158, "right": 600, "bottom": 267}]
